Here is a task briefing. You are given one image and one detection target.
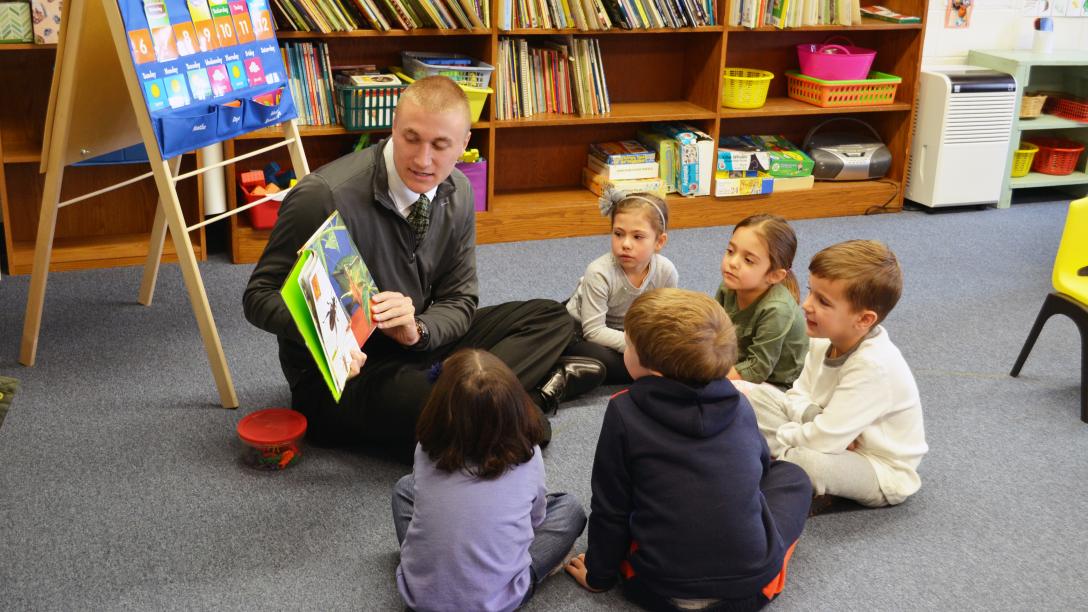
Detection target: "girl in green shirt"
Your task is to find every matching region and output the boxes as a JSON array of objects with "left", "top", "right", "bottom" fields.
[{"left": 715, "top": 214, "right": 809, "bottom": 390}]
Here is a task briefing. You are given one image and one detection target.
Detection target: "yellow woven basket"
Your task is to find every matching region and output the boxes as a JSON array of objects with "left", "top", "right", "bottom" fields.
[
  {"left": 1011, "top": 142, "right": 1039, "bottom": 177},
  {"left": 1020, "top": 94, "right": 1048, "bottom": 119},
  {"left": 722, "top": 68, "right": 774, "bottom": 109}
]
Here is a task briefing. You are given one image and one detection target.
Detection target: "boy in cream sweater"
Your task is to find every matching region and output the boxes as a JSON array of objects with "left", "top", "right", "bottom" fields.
[{"left": 746, "top": 240, "right": 927, "bottom": 508}]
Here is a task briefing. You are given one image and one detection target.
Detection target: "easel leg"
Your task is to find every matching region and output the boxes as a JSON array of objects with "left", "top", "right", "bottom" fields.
[
  {"left": 19, "top": 165, "right": 64, "bottom": 367},
  {"left": 154, "top": 159, "right": 238, "bottom": 409},
  {"left": 138, "top": 155, "right": 182, "bottom": 306}
]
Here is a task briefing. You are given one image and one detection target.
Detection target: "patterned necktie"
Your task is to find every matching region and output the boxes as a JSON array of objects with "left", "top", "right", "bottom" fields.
[{"left": 406, "top": 193, "right": 431, "bottom": 242}]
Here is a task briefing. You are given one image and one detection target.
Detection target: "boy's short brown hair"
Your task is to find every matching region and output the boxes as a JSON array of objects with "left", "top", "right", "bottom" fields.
[
  {"left": 809, "top": 240, "right": 902, "bottom": 324},
  {"left": 398, "top": 75, "right": 471, "bottom": 133},
  {"left": 624, "top": 288, "right": 738, "bottom": 386}
]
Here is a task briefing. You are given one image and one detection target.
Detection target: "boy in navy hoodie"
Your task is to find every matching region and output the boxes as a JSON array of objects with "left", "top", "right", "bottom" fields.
[{"left": 566, "top": 288, "right": 813, "bottom": 611}]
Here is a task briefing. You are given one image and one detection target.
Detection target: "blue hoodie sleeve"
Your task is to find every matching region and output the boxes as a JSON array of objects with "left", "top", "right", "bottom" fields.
[{"left": 585, "top": 400, "right": 633, "bottom": 591}]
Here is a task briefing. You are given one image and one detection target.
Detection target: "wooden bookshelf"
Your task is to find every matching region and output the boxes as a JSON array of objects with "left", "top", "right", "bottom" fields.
[
  {"left": 0, "top": 2, "right": 930, "bottom": 272},
  {"left": 219, "top": 0, "right": 929, "bottom": 263}
]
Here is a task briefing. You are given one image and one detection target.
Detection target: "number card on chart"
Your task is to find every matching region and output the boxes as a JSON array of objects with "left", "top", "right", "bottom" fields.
[{"left": 117, "top": 0, "right": 295, "bottom": 158}]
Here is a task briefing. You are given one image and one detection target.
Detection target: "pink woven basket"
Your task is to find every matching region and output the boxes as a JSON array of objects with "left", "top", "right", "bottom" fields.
[{"left": 796, "top": 38, "right": 876, "bottom": 81}]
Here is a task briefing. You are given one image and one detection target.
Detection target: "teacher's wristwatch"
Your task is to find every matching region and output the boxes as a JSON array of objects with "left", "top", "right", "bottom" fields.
[{"left": 412, "top": 319, "right": 430, "bottom": 350}]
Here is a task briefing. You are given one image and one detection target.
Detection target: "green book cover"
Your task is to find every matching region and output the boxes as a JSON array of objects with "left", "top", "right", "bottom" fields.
[{"left": 280, "top": 211, "right": 378, "bottom": 402}]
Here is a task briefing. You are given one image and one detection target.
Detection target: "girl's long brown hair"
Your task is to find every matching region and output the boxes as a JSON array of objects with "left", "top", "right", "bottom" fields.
[{"left": 416, "top": 349, "right": 544, "bottom": 479}]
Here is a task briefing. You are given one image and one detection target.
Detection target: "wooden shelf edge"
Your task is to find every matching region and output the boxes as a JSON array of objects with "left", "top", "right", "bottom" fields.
[
  {"left": 1010, "top": 171, "right": 1088, "bottom": 189},
  {"left": 477, "top": 181, "right": 899, "bottom": 243},
  {"left": 0, "top": 43, "right": 56, "bottom": 51},
  {"left": 494, "top": 102, "right": 716, "bottom": 128},
  {"left": 721, "top": 98, "right": 912, "bottom": 119},
  {"left": 8, "top": 235, "right": 205, "bottom": 275}
]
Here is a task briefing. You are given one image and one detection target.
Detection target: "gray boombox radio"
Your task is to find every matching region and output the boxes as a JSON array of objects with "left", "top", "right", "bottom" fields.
[{"left": 803, "top": 118, "right": 892, "bottom": 181}]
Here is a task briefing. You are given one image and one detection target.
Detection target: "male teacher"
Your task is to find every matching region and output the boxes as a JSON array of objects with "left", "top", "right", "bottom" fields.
[{"left": 243, "top": 76, "right": 603, "bottom": 457}]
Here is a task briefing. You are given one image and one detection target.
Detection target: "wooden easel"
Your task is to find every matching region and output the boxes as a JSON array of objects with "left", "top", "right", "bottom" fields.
[{"left": 19, "top": 0, "right": 310, "bottom": 409}]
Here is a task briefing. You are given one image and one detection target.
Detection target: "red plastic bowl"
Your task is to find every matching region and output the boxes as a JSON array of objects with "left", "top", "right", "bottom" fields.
[{"left": 237, "top": 408, "right": 307, "bottom": 470}]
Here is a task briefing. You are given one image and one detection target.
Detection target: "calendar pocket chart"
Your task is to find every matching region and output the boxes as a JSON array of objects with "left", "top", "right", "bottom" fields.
[{"left": 119, "top": 0, "right": 293, "bottom": 158}]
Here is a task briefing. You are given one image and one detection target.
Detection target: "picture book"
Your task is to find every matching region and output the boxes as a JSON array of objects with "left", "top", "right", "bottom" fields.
[
  {"left": 280, "top": 211, "right": 378, "bottom": 401},
  {"left": 860, "top": 4, "right": 919, "bottom": 22},
  {"left": 582, "top": 167, "right": 666, "bottom": 198},
  {"left": 586, "top": 156, "right": 659, "bottom": 180},
  {"left": 746, "top": 135, "right": 815, "bottom": 178},
  {"left": 589, "top": 140, "right": 656, "bottom": 165}
]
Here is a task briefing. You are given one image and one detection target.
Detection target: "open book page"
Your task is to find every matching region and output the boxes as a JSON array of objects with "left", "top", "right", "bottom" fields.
[
  {"left": 309, "top": 213, "right": 379, "bottom": 348},
  {"left": 299, "top": 255, "right": 357, "bottom": 394}
]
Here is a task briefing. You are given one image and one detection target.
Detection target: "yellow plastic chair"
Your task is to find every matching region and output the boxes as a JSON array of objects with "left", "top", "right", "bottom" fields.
[{"left": 1011, "top": 196, "right": 1088, "bottom": 423}]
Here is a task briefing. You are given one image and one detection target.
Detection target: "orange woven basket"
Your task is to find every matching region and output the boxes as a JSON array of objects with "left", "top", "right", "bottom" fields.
[{"left": 1029, "top": 138, "right": 1085, "bottom": 176}]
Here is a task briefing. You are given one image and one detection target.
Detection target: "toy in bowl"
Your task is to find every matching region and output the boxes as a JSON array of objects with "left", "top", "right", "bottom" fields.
[{"left": 236, "top": 408, "right": 307, "bottom": 470}]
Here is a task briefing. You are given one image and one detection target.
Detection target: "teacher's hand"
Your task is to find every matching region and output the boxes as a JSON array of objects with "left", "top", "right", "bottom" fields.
[{"left": 371, "top": 291, "right": 420, "bottom": 347}]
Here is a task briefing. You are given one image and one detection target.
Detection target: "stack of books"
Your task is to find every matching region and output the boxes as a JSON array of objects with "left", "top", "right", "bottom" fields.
[
  {"left": 282, "top": 41, "right": 338, "bottom": 126},
  {"left": 582, "top": 140, "right": 663, "bottom": 197},
  {"left": 646, "top": 123, "right": 714, "bottom": 197},
  {"left": 715, "top": 134, "right": 814, "bottom": 198},
  {"left": 495, "top": 37, "right": 610, "bottom": 120},
  {"left": 270, "top": 0, "right": 489, "bottom": 32},
  {"left": 497, "top": 0, "right": 716, "bottom": 30}
]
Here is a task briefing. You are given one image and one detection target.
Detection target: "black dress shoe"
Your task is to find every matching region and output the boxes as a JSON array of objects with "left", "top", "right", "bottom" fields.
[{"left": 538, "top": 356, "right": 606, "bottom": 414}]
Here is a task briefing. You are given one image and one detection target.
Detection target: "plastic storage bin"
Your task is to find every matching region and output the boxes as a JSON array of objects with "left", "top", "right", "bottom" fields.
[
  {"left": 240, "top": 181, "right": 289, "bottom": 230},
  {"left": 1029, "top": 138, "right": 1085, "bottom": 176},
  {"left": 394, "top": 69, "right": 491, "bottom": 123},
  {"left": 455, "top": 160, "right": 487, "bottom": 212},
  {"left": 401, "top": 52, "right": 495, "bottom": 89},
  {"left": 336, "top": 82, "right": 406, "bottom": 130},
  {"left": 796, "top": 40, "right": 876, "bottom": 81},
  {"left": 237, "top": 408, "right": 307, "bottom": 470},
  {"left": 1010, "top": 142, "right": 1039, "bottom": 177},
  {"left": 721, "top": 68, "right": 774, "bottom": 109},
  {"left": 1054, "top": 97, "right": 1088, "bottom": 122},
  {"left": 786, "top": 70, "right": 901, "bottom": 108}
]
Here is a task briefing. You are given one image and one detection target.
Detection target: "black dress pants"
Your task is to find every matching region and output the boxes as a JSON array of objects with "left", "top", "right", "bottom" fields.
[{"left": 291, "top": 299, "right": 573, "bottom": 459}]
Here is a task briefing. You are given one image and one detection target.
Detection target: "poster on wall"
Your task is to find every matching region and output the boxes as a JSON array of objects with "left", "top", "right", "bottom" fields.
[
  {"left": 946, "top": 0, "right": 973, "bottom": 27},
  {"left": 117, "top": 0, "right": 296, "bottom": 158}
]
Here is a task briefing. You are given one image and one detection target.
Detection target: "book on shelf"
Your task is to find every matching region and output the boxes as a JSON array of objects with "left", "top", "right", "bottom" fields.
[
  {"left": 280, "top": 211, "right": 378, "bottom": 401},
  {"left": 589, "top": 140, "right": 656, "bottom": 165},
  {"left": 714, "top": 173, "right": 774, "bottom": 197},
  {"left": 636, "top": 130, "right": 680, "bottom": 194},
  {"left": 771, "top": 174, "right": 814, "bottom": 192},
  {"left": 587, "top": 156, "right": 659, "bottom": 180},
  {"left": 282, "top": 41, "right": 337, "bottom": 126},
  {"left": 728, "top": 0, "right": 858, "bottom": 27},
  {"left": 496, "top": 36, "right": 609, "bottom": 120},
  {"left": 582, "top": 168, "right": 667, "bottom": 197},
  {"left": 746, "top": 135, "right": 814, "bottom": 178},
  {"left": 501, "top": 0, "right": 713, "bottom": 28},
  {"left": 652, "top": 123, "right": 712, "bottom": 196},
  {"left": 859, "top": 4, "right": 919, "bottom": 22}
]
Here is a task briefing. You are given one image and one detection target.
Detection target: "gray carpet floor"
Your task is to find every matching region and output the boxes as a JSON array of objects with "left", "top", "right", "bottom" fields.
[{"left": 1, "top": 200, "right": 1086, "bottom": 610}]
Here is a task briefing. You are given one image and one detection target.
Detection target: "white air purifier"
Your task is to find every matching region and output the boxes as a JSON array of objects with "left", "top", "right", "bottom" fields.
[{"left": 905, "top": 66, "right": 1017, "bottom": 208}]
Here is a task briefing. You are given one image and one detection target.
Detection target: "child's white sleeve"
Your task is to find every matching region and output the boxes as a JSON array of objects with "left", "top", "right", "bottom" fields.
[
  {"left": 777, "top": 358, "right": 890, "bottom": 453},
  {"left": 784, "top": 348, "right": 819, "bottom": 422},
  {"left": 576, "top": 268, "right": 627, "bottom": 353}
]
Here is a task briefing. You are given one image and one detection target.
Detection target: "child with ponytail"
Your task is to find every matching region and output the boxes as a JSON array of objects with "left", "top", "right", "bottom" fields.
[{"left": 716, "top": 214, "right": 809, "bottom": 390}]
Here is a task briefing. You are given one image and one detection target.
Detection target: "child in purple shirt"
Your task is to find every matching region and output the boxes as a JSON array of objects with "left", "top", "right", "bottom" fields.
[{"left": 391, "top": 349, "right": 587, "bottom": 612}]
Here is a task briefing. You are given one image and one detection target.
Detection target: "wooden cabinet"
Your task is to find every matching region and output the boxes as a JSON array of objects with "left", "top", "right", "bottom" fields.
[
  {"left": 225, "top": 6, "right": 928, "bottom": 263},
  {"left": 0, "top": 45, "right": 205, "bottom": 275},
  {"left": 0, "top": 0, "right": 929, "bottom": 272}
]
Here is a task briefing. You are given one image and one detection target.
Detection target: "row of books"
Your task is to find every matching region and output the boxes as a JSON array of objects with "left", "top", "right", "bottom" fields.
[
  {"left": 282, "top": 41, "right": 338, "bottom": 126},
  {"left": 495, "top": 37, "right": 610, "bottom": 120},
  {"left": 725, "top": 0, "right": 862, "bottom": 27},
  {"left": 270, "top": 0, "right": 488, "bottom": 32},
  {"left": 497, "top": 0, "right": 715, "bottom": 29}
]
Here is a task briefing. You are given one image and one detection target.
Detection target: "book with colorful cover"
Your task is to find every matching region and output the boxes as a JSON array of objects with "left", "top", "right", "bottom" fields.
[
  {"left": 859, "top": 4, "right": 919, "bottom": 22},
  {"left": 280, "top": 210, "right": 378, "bottom": 401},
  {"left": 747, "top": 134, "right": 814, "bottom": 178},
  {"left": 582, "top": 167, "right": 666, "bottom": 197},
  {"left": 589, "top": 140, "right": 656, "bottom": 165}
]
